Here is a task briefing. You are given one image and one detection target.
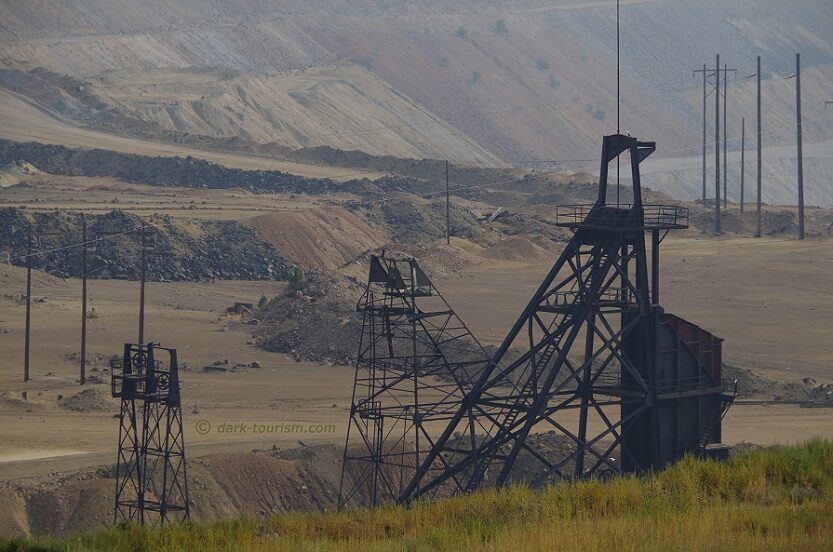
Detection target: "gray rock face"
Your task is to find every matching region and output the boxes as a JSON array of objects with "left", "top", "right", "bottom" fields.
[{"left": 0, "top": 208, "right": 290, "bottom": 282}]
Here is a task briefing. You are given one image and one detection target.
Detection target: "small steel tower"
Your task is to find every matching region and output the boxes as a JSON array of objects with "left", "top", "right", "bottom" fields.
[
  {"left": 399, "top": 134, "right": 735, "bottom": 502},
  {"left": 338, "top": 255, "right": 491, "bottom": 508},
  {"left": 112, "top": 342, "right": 190, "bottom": 525}
]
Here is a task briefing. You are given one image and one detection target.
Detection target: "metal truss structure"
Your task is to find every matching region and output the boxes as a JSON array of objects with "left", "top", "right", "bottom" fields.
[
  {"left": 338, "top": 255, "right": 493, "bottom": 508},
  {"left": 397, "top": 134, "right": 736, "bottom": 502},
  {"left": 112, "top": 342, "right": 190, "bottom": 525}
]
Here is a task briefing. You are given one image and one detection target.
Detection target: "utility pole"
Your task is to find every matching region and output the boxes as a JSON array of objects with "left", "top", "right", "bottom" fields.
[
  {"left": 715, "top": 53, "right": 721, "bottom": 233},
  {"left": 24, "top": 229, "right": 32, "bottom": 383},
  {"left": 701, "top": 55, "right": 737, "bottom": 232},
  {"left": 700, "top": 63, "right": 707, "bottom": 204},
  {"left": 80, "top": 215, "right": 87, "bottom": 386},
  {"left": 756, "top": 56, "right": 762, "bottom": 238},
  {"left": 139, "top": 225, "right": 147, "bottom": 344},
  {"left": 796, "top": 53, "right": 804, "bottom": 240},
  {"left": 723, "top": 62, "right": 728, "bottom": 209},
  {"left": 22, "top": 229, "right": 63, "bottom": 383},
  {"left": 740, "top": 117, "right": 745, "bottom": 214},
  {"left": 694, "top": 63, "right": 720, "bottom": 206},
  {"left": 445, "top": 161, "right": 450, "bottom": 246},
  {"left": 94, "top": 224, "right": 150, "bottom": 343},
  {"left": 718, "top": 63, "right": 737, "bottom": 209}
]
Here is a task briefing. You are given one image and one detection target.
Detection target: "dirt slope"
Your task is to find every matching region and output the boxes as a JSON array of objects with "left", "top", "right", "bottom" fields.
[
  {"left": 250, "top": 206, "right": 388, "bottom": 271},
  {"left": 0, "top": 444, "right": 345, "bottom": 538},
  {"left": 0, "top": 65, "right": 498, "bottom": 164},
  {"left": 2, "top": 0, "right": 830, "bottom": 198},
  {"left": 0, "top": 89, "right": 377, "bottom": 181}
]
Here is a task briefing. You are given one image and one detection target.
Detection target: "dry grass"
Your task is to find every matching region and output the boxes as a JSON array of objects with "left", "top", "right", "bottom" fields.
[{"left": 3, "top": 439, "right": 832, "bottom": 552}]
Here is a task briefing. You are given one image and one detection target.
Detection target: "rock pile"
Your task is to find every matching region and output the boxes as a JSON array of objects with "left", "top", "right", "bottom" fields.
[{"left": 0, "top": 208, "right": 289, "bottom": 281}]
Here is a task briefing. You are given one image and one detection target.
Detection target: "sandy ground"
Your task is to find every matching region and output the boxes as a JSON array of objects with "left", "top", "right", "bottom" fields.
[
  {"left": 438, "top": 235, "right": 833, "bottom": 383},
  {"left": 1, "top": 233, "right": 832, "bottom": 484},
  {"left": 0, "top": 266, "right": 354, "bottom": 482}
]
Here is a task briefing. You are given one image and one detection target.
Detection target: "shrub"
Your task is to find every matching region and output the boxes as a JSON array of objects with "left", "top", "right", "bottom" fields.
[
  {"left": 536, "top": 58, "right": 550, "bottom": 71},
  {"left": 494, "top": 19, "right": 508, "bottom": 34},
  {"left": 288, "top": 266, "right": 305, "bottom": 291}
]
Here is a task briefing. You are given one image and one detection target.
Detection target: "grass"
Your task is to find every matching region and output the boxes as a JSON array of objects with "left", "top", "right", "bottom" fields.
[{"left": 4, "top": 439, "right": 833, "bottom": 552}]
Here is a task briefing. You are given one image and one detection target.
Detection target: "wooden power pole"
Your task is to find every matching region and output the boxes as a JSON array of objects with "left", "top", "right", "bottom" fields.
[
  {"left": 139, "top": 225, "right": 147, "bottom": 343},
  {"left": 445, "top": 161, "right": 450, "bottom": 246},
  {"left": 741, "top": 117, "right": 745, "bottom": 213},
  {"left": 80, "top": 216, "right": 87, "bottom": 386},
  {"left": 24, "top": 230, "right": 32, "bottom": 383},
  {"left": 756, "top": 56, "right": 763, "bottom": 238},
  {"left": 796, "top": 53, "right": 804, "bottom": 240},
  {"left": 715, "top": 54, "right": 721, "bottom": 233},
  {"left": 701, "top": 63, "right": 707, "bottom": 204},
  {"left": 723, "top": 62, "right": 728, "bottom": 209}
]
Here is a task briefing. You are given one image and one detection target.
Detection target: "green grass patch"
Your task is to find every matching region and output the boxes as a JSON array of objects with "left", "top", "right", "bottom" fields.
[{"left": 4, "top": 439, "right": 833, "bottom": 551}]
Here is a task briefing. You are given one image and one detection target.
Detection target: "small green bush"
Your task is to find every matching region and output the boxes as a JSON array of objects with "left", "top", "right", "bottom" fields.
[{"left": 288, "top": 266, "right": 305, "bottom": 291}]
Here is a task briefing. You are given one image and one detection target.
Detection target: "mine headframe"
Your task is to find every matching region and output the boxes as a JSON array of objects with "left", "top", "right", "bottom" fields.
[
  {"left": 398, "top": 134, "right": 736, "bottom": 502},
  {"left": 111, "top": 342, "right": 190, "bottom": 526},
  {"left": 338, "top": 254, "right": 493, "bottom": 508}
]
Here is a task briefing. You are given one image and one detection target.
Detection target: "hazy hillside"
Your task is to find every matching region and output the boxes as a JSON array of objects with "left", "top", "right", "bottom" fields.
[{"left": 1, "top": 0, "right": 831, "bottom": 202}]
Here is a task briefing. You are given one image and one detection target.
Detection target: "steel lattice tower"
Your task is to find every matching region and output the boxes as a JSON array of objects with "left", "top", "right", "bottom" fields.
[
  {"left": 399, "top": 134, "right": 735, "bottom": 502},
  {"left": 338, "top": 255, "right": 492, "bottom": 508},
  {"left": 112, "top": 343, "right": 190, "bottom": 525}
]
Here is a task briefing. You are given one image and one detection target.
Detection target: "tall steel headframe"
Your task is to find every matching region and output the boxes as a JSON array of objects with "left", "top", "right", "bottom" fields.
[
  {"left": 338, "top": 255, "right": 493, "bottom": 508},
  {"left": 112, "top": 342, "right": 190, "bottom": 525},
  {"left": 399, "top": 134, "right": 736, "bottom": 503}
]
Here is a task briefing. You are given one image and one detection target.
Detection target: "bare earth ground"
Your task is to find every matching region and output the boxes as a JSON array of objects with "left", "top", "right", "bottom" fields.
[
  {"left": 1, "top": 170, "right": 832, "bottom": 534},
  {"left": 0, "top": 173, "right": 354, "bottom": 220},
  {"left": 0, "top": 267, "right": 352, "bottom": 483},
  {"left": 440, "top": 235, "right": 833, "bottom": 382},
  {"left": 1, "top": 233, "right": 832, "bottom": 488},
  {"left": 0, "top": 89, "right": 386, "bottom": 182}
]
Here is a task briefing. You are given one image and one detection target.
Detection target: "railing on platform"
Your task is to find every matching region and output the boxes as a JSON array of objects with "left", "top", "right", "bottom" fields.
[{"left": 555, "top": 204, "right": 689, "bottom": 230}]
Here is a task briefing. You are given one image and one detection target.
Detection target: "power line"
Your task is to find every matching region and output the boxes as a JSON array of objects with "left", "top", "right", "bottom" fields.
[
  {"left": 2, "top": 225, "right": 150, "bottom": 263},
  {"left": 6, "top": 111, "right": 823, "bottom": 225}
]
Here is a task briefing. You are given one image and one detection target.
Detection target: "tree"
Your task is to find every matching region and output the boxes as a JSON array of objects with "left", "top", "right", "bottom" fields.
[{"left": 288, "top": 266, "right": 305, "bottom": 291}]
